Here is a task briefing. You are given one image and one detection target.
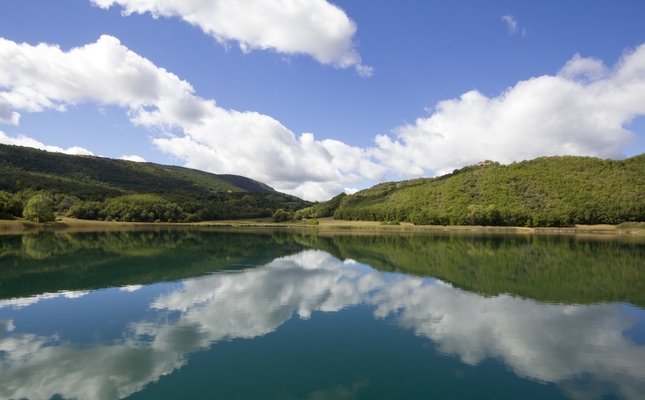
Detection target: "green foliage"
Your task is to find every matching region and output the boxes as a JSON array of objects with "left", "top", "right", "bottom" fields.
[
  {"left": 69, "top": 194, "right": 180, "bottom": 222},
  {"left": 273, "top": 208, "right": 293, "bottom": 222},
  {"left": 0, "top": 144, "right": 311, "bottom": 221},
  {"left": 0, "top": 190, "right": 23, "bottom": 219},
  {"left": 295, "top": 192, "right": 347, "bottom": 220},
  {"left": 331, "top": 155, "right": 645, "bottom": 227},
  {"left": 0, "top": 143, "right": 273, "bottom": 196},
  {"left": 23, "top": 194, "right": 55, "bottom": 223}
]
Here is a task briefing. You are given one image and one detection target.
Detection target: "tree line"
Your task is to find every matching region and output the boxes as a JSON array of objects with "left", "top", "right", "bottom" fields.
[{"left": 0, "top": 189, "right": 308, "bottom": 223}]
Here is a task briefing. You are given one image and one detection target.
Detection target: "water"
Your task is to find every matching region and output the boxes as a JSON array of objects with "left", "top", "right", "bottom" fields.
[{"left": 0, "top": 229, "right": 644, "bottom": 399}]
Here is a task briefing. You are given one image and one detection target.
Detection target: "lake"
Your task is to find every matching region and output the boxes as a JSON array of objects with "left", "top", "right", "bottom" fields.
[{"left": 0, "top": 229, "right": 644, "bottom": 399}]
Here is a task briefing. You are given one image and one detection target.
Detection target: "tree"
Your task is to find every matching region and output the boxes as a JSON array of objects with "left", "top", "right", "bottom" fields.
[
  {"left": 273, "top": 209, "right": 289, "bottom": 222},
  {"left": 0, "top": 191, "right": 23, "bottom": 219},
  {"left": 23, "top": 194, "right": 56, "bottom": 223}
]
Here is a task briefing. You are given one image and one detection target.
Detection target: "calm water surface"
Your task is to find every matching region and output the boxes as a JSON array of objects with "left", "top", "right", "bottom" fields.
[{"left": 0, "top": 229, "right": 644, "bottom": 399}]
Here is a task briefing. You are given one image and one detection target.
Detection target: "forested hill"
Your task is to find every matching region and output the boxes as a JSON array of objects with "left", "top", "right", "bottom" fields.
[
  {"left": 0, "top": 144, "right": 310, "bottom": 222},
  {"left": 0, "top": 144, "right": 273, "bottom": 198},
  {"left": 330, "top": 154, "right": 645, "bottom": 227}
]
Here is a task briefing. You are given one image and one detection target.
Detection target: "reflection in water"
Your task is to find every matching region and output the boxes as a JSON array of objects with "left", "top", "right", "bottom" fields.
[
  {"left": 306, "top": 380, "right": 368, "bottom": 400},
  {"left": 0, "top": 250, "right": 644, "bottom": 400},
  {"left": 0, "top": 230, "right": 309, "bottom": 300},
  {"left": 0, "top": 290, "right": 89, "bottom": 309},
  {"left": 3, "top": 231, "right": 645, "bottom": 306}
]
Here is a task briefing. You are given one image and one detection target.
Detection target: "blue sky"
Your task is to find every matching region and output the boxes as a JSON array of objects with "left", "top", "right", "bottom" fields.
[{"left": 1, "top": 0, "right": 644, "bottom": 200}]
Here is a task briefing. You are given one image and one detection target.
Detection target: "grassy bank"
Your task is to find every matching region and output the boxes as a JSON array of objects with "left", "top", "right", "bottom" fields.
[{"left": 2, "top": 216, "right": 644, "bottom": 236}]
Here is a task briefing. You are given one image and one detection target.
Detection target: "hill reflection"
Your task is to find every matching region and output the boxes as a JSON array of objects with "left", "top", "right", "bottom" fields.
[
  {"left": 1, "top": 247, "right": 644, "bottom": 400},
  {"left": 1, "top": 230, "right": 644, "bottom": 306}
]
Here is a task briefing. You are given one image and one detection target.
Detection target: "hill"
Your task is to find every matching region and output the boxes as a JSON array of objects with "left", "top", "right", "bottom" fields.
[
  {"left": 294, "top": 192, "right": 347, "bottom": 220},
  {"left": 329, "top": 154, "right": 645, "bottom": 227},
  {"left": 0, "top": 144, "right": 310, "bottom": 222}
]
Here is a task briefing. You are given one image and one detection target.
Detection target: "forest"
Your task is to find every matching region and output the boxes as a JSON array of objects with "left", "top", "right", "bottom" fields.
[
  {"left": 328, "top": 154, "right": 645, "bottom": 227},
  {"left": 0, "top": 144, "right": 310, "bottom": 222}
]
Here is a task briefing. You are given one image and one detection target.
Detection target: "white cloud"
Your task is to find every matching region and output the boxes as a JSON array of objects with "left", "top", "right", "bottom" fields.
[
  {"left": 0, "top": 35, "right": 379, "bottom": 200},
  {"left": 120, "top": 155, "right": 146, "bottom": 162},
  {"left": 0, "top": 97, "right": 20, "bottom": 125},
  {"left": 0, "top": 131, "right": 94, "bottom": 156},
  {"left": 502, "top": 15, "right": 518, "bottom": 35},
  {"left": 374, "top": 43, "right": 645, "bottom": 176},
  {"left": 559, "top": 53, "right": 609, "bottom": 81},
  {"left": 90, "top": 0, "right": 372, "bottom": 76},
  {"left": 3, "top": 35, "right": 645, "bottom": 200}
]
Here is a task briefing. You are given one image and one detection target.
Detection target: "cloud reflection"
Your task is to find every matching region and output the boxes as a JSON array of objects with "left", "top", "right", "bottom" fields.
[
  {"left": 1, "top": 250, "right": 644, "bottom": 400},
  {"left": 0, "top": 290, "right": 89, "bottom": 309}
]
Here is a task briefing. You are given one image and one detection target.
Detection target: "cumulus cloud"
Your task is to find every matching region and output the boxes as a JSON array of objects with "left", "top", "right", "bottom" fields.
[
  {"left": 2, "top": 251, "right": 644, "bottom": 400},
  {"left": 502, "top": 15, "right": 518, "bottom": 34},
  {"left": 0, "top": 35, "right": 380, "bottom": 200},
  {"left": 559, "top": 53, "right": 609, "bottom": 81},
  {"left": 120, "top": 154, "right": 146, "bottom": 162},
  {"left": 375, "top": 43, "right": 645, "bottom": 176},
  {"left": 0, "top": 131, "right": 93, "bottom": 156},
  {"left": 0, "top": 98, "right": 20, "bottom": 125},
  {"left": 3, "top": 35, "right": 645, "bottom": 199},
  {"left": 90, "top": 0, "right": 372, "bottom": 76}
]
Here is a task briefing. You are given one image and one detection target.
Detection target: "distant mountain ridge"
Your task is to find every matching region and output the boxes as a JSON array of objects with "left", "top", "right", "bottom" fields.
[
  {"left": 313, "top": 154, "right": 645, "bottom": 227},
  {"left": 0, "top": 144, "right": 274, "bottom": 198},
  {"left": 0, "top": 144, "right": 309, "bottom": 222}
]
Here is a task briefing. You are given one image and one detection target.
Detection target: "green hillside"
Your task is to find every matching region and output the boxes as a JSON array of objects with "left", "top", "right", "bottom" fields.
[
  {"left": 332, "top": 154, "right": 645, "bottom": 227},
  {"left": 0, "top": 144, "right": 310, "bottom": 222},
  {"left": 294, "top": 192, "right": 347, "bottom": 219}
]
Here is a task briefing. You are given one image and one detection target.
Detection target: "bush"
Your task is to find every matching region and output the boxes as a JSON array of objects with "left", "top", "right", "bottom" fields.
[
  {"left": 273, "top": 209, "right": 289, "bottom": 222},
  {"left": 23, "top": 194, "right": 56, "bottom": 223}
]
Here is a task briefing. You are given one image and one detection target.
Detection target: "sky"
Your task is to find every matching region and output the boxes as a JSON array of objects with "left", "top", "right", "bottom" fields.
[{"left": 1, "top": 1, "right": 644, "bottom": 201}]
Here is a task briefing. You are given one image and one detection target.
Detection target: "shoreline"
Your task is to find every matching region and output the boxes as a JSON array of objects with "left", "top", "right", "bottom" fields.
[{"left": 1, "top": 217, "right": 643, "bottom": 237}]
